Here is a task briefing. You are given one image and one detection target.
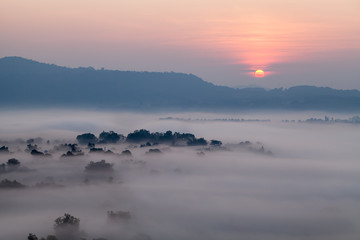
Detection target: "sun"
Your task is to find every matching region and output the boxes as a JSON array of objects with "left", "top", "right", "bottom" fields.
[{"left": 254, "top": 69, "right": 265, "bottom": 78}]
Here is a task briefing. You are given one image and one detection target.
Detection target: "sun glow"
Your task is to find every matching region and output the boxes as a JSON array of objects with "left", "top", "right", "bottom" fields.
[{"left": 254, "top": 69, "right": 265, "bottom": 78}]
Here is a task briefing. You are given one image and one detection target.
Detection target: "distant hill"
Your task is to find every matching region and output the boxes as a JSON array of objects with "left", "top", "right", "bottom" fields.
[{"left": 1, "top": 56, "right": 360, "bottom": 111}]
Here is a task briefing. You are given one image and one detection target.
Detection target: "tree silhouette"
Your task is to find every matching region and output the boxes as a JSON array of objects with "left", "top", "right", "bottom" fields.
[
  {"left": 7, "top": 158, "right": 20, "bottom": 166},
  {"left": 28, "top": 233, "right": 38, "bottom": 240},
  {"left": 126, "top": 129, "right": 152, "bottom": 143},
  {"left": 98, "top": 131, "right": 124, "bottom": 144},
  {"left": 210, "top": 140, "right": 222, "bottom": 146},
  {"left": 0, "top": 179, "right": 27, "bottom": 189},
  {"left": 0, "top": 146, "right": 10, "bottom": 153},
  {"left": 187, "top": 137, "right": 207, "bottom": 146},
  {"left": 76, "top": 133, "right": 98, "bottom": 145},
  {"left": 54, "top": 213, "right": 80, "bottom": 240}
]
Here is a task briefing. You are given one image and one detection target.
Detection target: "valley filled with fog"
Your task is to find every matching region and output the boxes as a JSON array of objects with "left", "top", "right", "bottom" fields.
[{"left": 1, "top": 110, "right": 360, "bottom": 240}]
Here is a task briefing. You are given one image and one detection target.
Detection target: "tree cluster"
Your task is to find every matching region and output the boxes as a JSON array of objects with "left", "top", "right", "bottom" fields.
[
  {"left": 89, "top": 147, "right": 114, "bottom": 155},
  {"left": 55, "top": 143, "right": 84, "bottom": 157},
  {"left": 54, "top": 213, "right": 81, "bottom": 240},
  {"left": 76, "top": 129, "right": 209, "bottom": 147},
  {"left": 0, "top": 178, "right": 27, "bottom": 189},
  {"left": 126, "top": 129, "right": 208, "bottom": 146},
  {"left": 0, "top": 158, "right": 22, "bottom": 173},
  {"left": 76, "top": 131, "right": 124, "bottom": 145},
  {"left": 0, "top": 145, "right": 10, "bottom": 153}
]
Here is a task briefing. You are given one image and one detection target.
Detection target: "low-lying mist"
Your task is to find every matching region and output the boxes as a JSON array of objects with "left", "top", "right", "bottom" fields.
[{"left": 0, "top": 110, "right": 359, "bottom": 240}]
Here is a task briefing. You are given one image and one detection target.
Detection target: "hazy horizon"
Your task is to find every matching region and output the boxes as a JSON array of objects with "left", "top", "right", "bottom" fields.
[{"left": 2, "top": 55, "right": 360, "bottom": 91}]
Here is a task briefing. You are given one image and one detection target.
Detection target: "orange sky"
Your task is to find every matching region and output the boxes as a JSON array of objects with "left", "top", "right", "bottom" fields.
[{"left": 1, "top": 0, "right": 359, "bottom": 88}]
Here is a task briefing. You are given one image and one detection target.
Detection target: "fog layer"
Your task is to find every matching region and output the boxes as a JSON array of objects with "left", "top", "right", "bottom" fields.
[{"left": 0, "top": 110, "right": 359, "bottom": 240}]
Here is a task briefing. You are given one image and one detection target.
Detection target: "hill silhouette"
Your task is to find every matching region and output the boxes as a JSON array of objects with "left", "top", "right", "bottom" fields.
[{"left": 1, "top": 56, "right": 360, "bottom": 111}]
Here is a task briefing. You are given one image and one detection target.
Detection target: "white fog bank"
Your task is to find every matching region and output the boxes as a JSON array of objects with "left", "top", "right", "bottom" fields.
[{"left": 0, "top": 110, "right": 359, "bottom": 240}]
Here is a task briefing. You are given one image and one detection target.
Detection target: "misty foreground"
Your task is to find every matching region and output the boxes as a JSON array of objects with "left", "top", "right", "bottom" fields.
[{"left": 0, "top": 111, "right": 360, "bottom": 240}]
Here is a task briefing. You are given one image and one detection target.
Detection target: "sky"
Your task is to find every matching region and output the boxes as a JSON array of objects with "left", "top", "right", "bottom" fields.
[{"left": 1, "top": 0, "right": 359, "bottom": 89}]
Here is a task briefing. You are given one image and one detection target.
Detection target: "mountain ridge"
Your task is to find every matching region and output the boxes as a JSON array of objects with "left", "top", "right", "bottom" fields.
[{"left": 1, "top": 56, "right": 359, "bottom": 111}]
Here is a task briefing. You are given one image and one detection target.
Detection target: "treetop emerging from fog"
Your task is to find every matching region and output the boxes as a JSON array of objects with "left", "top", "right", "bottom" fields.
[{"left": 76, "top": 129, "right": 209, "bottom": 146}]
